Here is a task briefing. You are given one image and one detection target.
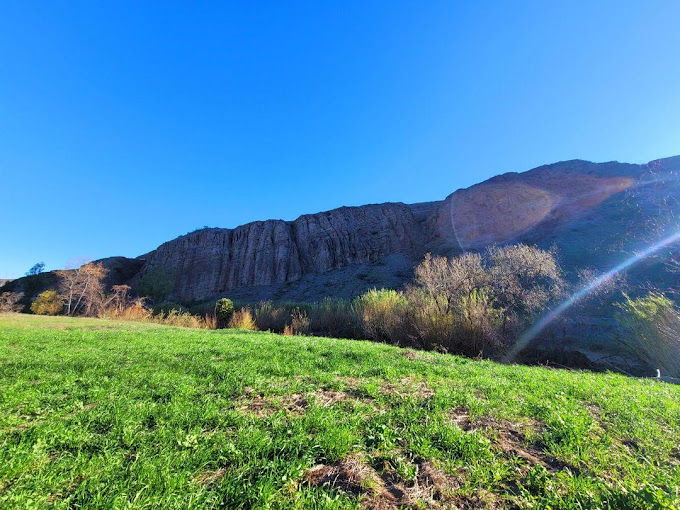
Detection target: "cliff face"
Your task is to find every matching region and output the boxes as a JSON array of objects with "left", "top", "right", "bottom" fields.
[
  {"left": 7, "top": 156, "right": 679, "bottom": 303},
  {"left": 132, "top": 155, "right": 680, "bottom": 301},
  {"left": 141, "top": 203, "right": 425, "bottom": 300}
]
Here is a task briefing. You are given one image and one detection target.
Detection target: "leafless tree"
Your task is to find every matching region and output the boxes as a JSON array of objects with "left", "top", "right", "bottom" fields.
[
  {"left": 56, "top": 262, "right": 109, "bottom": 316},
  {"left": 105, "top": 284, "right": 132, "bottom": 313}
]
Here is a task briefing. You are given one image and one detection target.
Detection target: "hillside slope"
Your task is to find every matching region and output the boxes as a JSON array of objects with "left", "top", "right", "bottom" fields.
[
  {"left": 1, "top": 314, "right": 678, "bottom": 507},
  {"left": 5, "top": 156, "right": 680, "bottom": 302}
]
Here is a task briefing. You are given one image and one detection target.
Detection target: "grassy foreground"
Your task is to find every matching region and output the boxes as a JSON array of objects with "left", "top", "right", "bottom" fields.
[{"left": 0, "top": 315, "right": 678, "bottom": 509}]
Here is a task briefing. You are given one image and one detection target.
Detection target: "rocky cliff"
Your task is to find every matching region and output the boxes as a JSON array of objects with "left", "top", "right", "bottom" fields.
[
  {"left": 6, "top": 156, "right": 680, "bottom": 302},
  {"left": 140, "top": 203, "right": 425, "bottom": 301}
]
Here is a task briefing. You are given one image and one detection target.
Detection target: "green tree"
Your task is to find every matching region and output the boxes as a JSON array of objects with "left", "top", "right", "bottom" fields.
[
  {"left": 25, "top": 262, "right": 45, "bottom": 276},
  {"left": 138, "top": 266, "right": 175, "bottom": 303}
]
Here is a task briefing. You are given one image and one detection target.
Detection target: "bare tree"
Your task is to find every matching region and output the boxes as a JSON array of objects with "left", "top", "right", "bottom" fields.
[
  {"left": 106, "top": 284, "right": 132, "bottom": 314},
  {"left": 56, "top": 262, "right": 109, "bottom": 316}
]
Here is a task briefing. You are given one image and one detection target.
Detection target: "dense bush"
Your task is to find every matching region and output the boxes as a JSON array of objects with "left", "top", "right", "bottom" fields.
[
  {"left": 404, "top": 246, "right": 563, "bottom": 355},
  {"left": 138, "top": 266, "right": 175, "bottom": 303},
  {"left": 30, "top": 290, "right": 63, "bottom": 316},
  {"left": 353, "top": 289, "right": 407, "bottom": 344},
  {"left": 616, "top": 292, "right": 680, "bottom": 378},
  {"left": 0, "top": 292, "right": 24, "bottom": 313},
  {"left": 254, "top": 301, "right": 289, "bottom": 332},
  {"left": 306, "top": 298, "right": 360, "bottom": 338},
  {"left": 215, "top": 298, "right": 235, "bottom": 328}
]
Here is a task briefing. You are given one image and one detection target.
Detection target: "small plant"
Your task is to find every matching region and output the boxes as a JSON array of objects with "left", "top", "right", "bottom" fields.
[
  {"left": 229, "top": 308, "right": 257, "bottom": 330},
  {"left": 290, "top": 308, "right": 310, "bottom": 335},
  {"left": 215, "top": 298, "right": 235, "bottom": 328},
  {"left": 30, "top": 290, "right": 63, "bottom": 316}
]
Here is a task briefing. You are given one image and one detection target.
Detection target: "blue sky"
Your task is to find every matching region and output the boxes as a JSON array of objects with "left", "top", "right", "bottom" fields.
[{"left": 1, "top": 1, "right": 679, "bottom": 278}]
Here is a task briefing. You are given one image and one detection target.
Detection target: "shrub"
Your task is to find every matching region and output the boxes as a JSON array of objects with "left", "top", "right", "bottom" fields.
[
  {"left": 230, "top": 308, "right": 257, "bottom": 330},
  {"left": 616, "top": 293, "right": 680, "bottom": 378},
  {"left": 289, "top": 308, "right": 310, "bottom": 335},
  {"left": 215, "top": 298, "right": 235, "bottom": 328},
  {"left": 307, "top": 298, "right": 360, "bottom": 338},
  {"left": 153, "top": 309, "right": 206, "bottom": 328},
  {"left": 30, "top": 290, "right": 63, "bottom": 315},
  {"left": 354, "top": 289, "right": 407, "bottom": 344},
  {"left": 254, "top": 301, "right": 289, "bottom": 332},
  {"left": 138, "top": 266, "right": 175, "bottom": 303},
  {"left": 0, "top": 292, "right": 24, "bottom": 313},
  {"left": 406, "top": 245, "right": 564, "bottom": 355},
  {"left": 100, "top": 298, "right": 152, "bottom": 321}
]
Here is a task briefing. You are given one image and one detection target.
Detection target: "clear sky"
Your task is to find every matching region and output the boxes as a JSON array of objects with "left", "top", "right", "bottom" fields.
[{"left": 2, "top": 1, "right": 679, "bottom": 278}]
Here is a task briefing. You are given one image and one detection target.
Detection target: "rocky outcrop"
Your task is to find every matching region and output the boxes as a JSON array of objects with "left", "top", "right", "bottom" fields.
[{"left": 140, "top": 203, "right": 425, "bottom": 300}]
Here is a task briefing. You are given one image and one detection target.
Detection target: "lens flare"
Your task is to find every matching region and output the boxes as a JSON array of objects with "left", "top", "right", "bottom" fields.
[{"left": 503, "top": 230, "right": 680, "bottom": 363}]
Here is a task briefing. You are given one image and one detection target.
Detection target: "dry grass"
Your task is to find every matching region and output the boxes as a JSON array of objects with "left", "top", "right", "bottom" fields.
[{"left": 230, "top": 308, "right": 257, "bottom": 330}]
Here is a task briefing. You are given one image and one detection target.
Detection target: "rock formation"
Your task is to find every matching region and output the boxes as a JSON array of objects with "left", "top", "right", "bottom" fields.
[{"left": 5, "top": 156, "right": 680, "bottom": 302}]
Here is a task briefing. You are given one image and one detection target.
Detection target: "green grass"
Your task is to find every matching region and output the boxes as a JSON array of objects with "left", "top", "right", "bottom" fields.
[{"left": 1, "top": 314, "right": 679, "bottom": 508}]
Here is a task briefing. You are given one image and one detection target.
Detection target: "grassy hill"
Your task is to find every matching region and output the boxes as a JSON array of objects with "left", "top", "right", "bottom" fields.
[{"left": 0, "top": 315, "right": 678, "bottom": 508}]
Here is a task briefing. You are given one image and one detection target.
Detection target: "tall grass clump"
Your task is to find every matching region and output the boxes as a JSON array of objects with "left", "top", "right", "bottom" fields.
[
  {"left": 284, "top": 308, "right": 310, "bottom": 335},
  {"left": 254, "top": 301, "right": 289, "bottom": 332},
  {"left": 616, "top": 292, "right": 680, "bottom": 377},
  {"left": 230, "top": 307, "right": 258, "bottom": 330},
  {"left": 307, "top": 298, "right": 360, "bottom": 338},
  {"left": 354, "top": 289, "right": 407, "bottom": 344}
]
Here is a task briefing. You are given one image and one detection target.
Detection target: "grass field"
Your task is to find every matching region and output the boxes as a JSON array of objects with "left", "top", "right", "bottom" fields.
[{"left": 1, "top": 314, "right": 679, "bottom": 508}]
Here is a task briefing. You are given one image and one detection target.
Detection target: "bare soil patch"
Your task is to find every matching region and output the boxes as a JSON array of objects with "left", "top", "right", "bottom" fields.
[
  {"left": 305, "top": 454, "right": 461, "bottom": 508},
  {"left": 381, "top": 377, "right": 434, "bottom": 399},
  {"left": 194, "top": 468, "right": 226, "bottom": 486},
  {"left": 238, "top": 389, "right": 358, "bottom": 417},
  {"left": 448, "top": 408, "right": 572, "bottom": 473}
]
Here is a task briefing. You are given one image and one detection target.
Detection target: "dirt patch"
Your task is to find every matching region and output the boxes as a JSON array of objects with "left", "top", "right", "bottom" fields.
[
  {"left": 305, "top": 455, "right": 461, "bottom": 508},
  {"left": 449, "top": 408, "right": 572, "bottom": 474},
  {"left": 278, "top": 394, "right": 309, "bottom": 415},
  {"left": 238, "top": 393, "right": 308, "bottom": 417},
  {"left": 238, "top": 388, "right": 368, "bottom": 417},
  {"left": 451, "top": 489, "right": 503, "bottom": 509},
  {"left": 448, "top": 407, "right": 473, "bottom": 430},
  {"left": 238, "top": 397, "right": 278, "bottom": 417},
  {"left": 313, "top": 389, "right": 350, "bottom": 407},
  {"left": 194, "top": 468, "right": 226, "bottom": 486},
  {"left": 381, "top": 377, "right": 434, "bottom": 400}
]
